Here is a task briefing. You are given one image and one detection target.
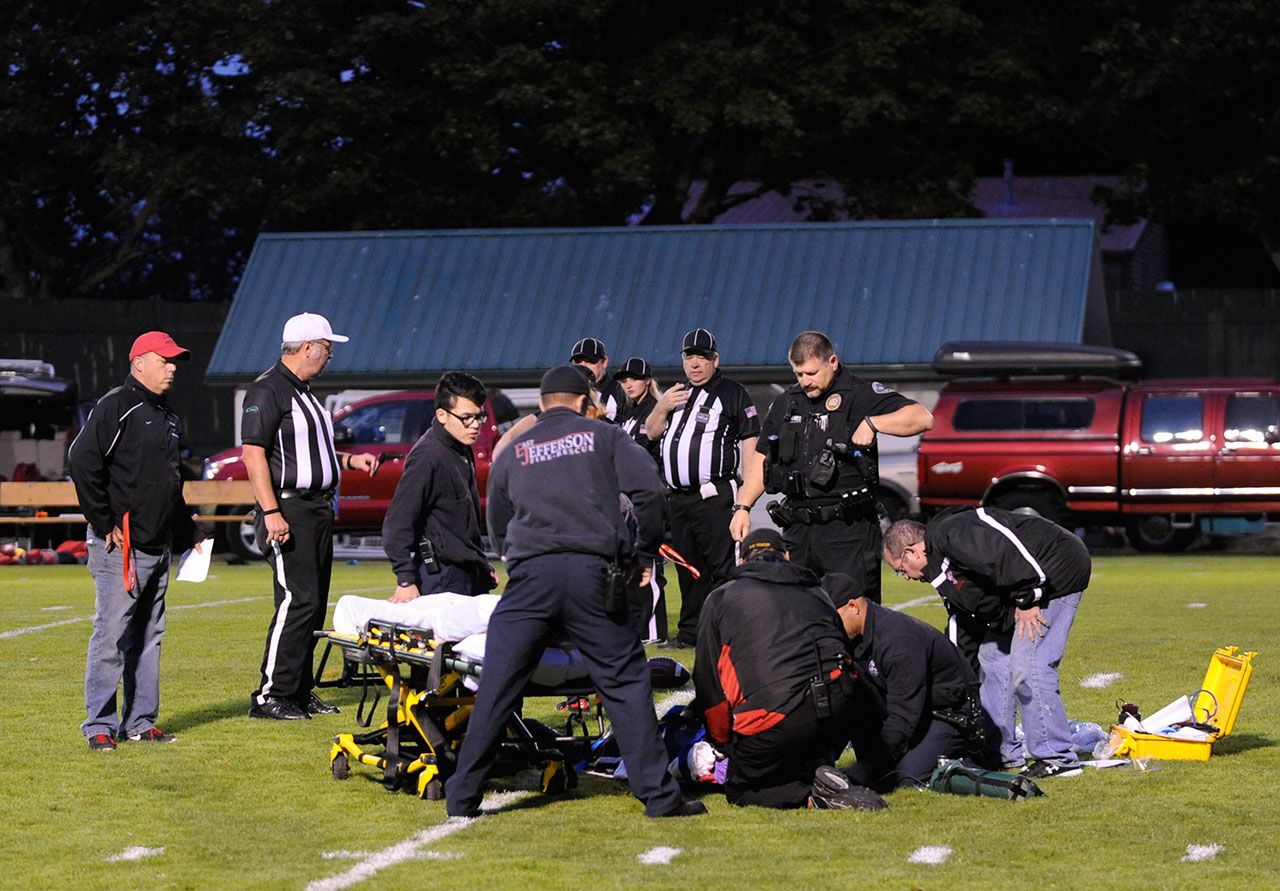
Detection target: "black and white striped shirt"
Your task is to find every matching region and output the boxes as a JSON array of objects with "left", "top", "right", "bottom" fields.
[
  {"left": 241, "top": 362, "right": 341, "bottom": 492},
  {"left": 658, "top": 371, "right": 760, "bottom": 489}
]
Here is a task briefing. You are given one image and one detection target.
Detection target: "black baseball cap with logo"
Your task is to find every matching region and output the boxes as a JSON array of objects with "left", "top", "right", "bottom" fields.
[
  {"left": 682, "top": 328, "right": 717, "bottom": 357},
  {"left": 570, "top": 337, "right": 607, "bottom": 362},
  {"left": 541, "top": 365, "right": 593, "bottom": 396},
  {"left": 614, "top": 357, "right": 653, "bottom": 380}
]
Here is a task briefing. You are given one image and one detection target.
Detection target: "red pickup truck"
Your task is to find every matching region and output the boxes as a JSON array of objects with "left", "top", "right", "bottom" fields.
[
  {"left": 917, "top": 345, "right": 1280, "bottom": 551},
  {"left": 203, "top": 390, "right": 502, "bottom": 559}
]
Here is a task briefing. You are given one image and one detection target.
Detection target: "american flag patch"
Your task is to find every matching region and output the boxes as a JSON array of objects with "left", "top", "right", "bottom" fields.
[{"left": 745, "top": 405, "right": 757, "bottom": 418}]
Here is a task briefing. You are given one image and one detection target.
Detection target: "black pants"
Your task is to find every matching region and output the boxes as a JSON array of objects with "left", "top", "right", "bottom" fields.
[
  {"left": 252, "top": 496, "right": 333, "bottom": 704},
  {"left": 444, "top": 553, "right": 683, "bottom": 817},
  {"left": 668, "top": 482, "right": 736, "bottom": 644},
  {"left": 849, "top": 715, "right": 966, "bottom": 791},
  {"left": 784, "top": 514, "right": 883, "bottom": 603},
  {"left": 626, "top": 558, "right": 668, "bottom": 642},
  {"left": 416, "top": 560, "right": 491, "bottom": 596},
  {"left": 725, "top": 686, "right": 853, "bottom": 809}
]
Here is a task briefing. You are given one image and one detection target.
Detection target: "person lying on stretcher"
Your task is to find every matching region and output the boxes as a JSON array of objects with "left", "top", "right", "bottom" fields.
[{"left": 331, "top": 591, "right": 589, "bottom": 689}]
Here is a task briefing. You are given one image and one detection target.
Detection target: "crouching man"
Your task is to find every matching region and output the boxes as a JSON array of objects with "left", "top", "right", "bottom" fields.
[
  {"left": 883, "top": 509, "right": 1090, "bottom": 779},
  {"left": 823, "top": 573, "right": 980, "bottom": 791},
  {"left": 693, "top": 529, "right": 884, "bottom": 810}
]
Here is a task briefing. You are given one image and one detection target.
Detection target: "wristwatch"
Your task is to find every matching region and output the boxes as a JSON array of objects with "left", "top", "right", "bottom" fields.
[
  {"left": 732, "top": 503, "right": 751, "bottom": 512},
  {"left": 397, "top": 580, "right": 414, "bottom": 588}
]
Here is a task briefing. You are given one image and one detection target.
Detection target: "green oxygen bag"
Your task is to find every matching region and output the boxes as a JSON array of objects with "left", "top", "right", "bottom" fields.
[{"left": 928, "top": 758, "right": 1045, "bottom": 802}]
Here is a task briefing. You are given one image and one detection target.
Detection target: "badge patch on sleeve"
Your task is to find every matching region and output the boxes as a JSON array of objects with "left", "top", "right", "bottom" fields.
[
  {"left": 244, "top": 405, "right": 259, "bottom": 414},
  {"left": 871, "top": 382, "right": 892, "bottom": 394}
]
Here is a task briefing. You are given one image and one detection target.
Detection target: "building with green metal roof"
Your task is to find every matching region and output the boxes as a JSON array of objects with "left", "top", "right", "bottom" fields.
[{"left": 207, "top": 219, "right": 1108, "bottom": 387}]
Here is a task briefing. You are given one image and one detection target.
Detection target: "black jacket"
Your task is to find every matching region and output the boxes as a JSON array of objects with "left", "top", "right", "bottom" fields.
[
  {"left": 382, "top": 420, "right": 488, "bottom": 585},
  {"left": 694, "top": 559, "right": 848, "bottom": 748},
  {"left": 486, "top": 407, "right": 666, "bottom": 567},
  {"left": 68, "top": 376, "right": 196, "bottom": 551},
  {"left": 618, "top": 392, "right": 660, "bottom": 460},
  {"left": 847, "top": 600, "right": 975, "bottom": 762}
]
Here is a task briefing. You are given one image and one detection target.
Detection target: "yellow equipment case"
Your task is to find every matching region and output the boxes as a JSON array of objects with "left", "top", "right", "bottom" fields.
[{"left": 1108, "top": 646, "right": 1256, "bottom": 762}]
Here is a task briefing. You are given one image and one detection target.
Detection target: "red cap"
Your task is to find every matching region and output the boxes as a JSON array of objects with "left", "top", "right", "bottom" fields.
[{"left": 129, "top": 331, "right": 191, "bottom": 362}]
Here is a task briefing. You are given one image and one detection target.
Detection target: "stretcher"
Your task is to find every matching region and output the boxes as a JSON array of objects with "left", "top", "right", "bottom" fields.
[{"left": 316, "top": 621, "right": 604, "bottom": 801}]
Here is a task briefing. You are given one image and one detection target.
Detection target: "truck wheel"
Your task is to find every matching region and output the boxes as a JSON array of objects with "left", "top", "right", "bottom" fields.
[
  {"left": 876, "top": 490, "right": 909, "bottom": 524},
  {"left": 990, "top": 490, "right": 1066, "bottom": 527},
  {"left": 221, "top": 506, "right": 264, "bottom": 562},
  {"left": 1125, "top": 516, "right": 1199, "bottom": 552}
]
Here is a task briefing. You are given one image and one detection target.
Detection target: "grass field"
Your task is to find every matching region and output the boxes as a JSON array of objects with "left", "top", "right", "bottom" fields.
[{"left": 0, "top": 550, "right": 1275, "bottom": 889}]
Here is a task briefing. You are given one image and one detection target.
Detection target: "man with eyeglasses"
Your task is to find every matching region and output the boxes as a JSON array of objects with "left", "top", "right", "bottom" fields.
[
  {"left": 383, "top": 371, "right": 497, "bottom": 600},
  {"left": 242, "top": 312, "right": 378, "bottom": 721}
]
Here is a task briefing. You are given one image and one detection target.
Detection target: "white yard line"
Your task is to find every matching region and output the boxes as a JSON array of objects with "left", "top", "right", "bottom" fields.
[
  {"left": 1182, "top": 843, "right": 1224, "bottom": 862},
  {"left": 307, "top": 791, "right": 530, "bottom": 891},
  {"left": 638, "top": 846, "right": 682, "bottom": 865},
  {"left": 1187, "top": 602, "right": 1208, "bottom": 609},
  {"left": 908, "top": 845, "right": 953, "bottom": 865},
  {"left": 1080, "top": 672, "right": 1123, "bottom": 689},
  {"left": 890, "top": 594, "right": 939, "bottom": 612},
  {"left": 40, "top": 605, "right": 73, "bottom": 611},
  {"left": 0, "top": 616, "right": 87, "bottom": 640},
  {"left": 105, "top": 846, "right": 164, "bottom": 862}
]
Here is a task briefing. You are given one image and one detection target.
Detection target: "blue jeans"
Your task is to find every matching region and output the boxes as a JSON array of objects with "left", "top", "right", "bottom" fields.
[
  {"left": 82, "top": 539, "right": 170, "bottom": 739},
  {"left": 978, "top": 592, "right": 1082, "bottom": 768}
]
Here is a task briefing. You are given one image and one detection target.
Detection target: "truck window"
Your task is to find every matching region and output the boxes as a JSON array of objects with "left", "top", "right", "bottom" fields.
[
  {"left": 1224, "top": 394, "right": 1280, "bottom": 443},
  {"left": 340, "top": 401, "right": 415, "bottom": 444},
  {"left": 1140, "top": 395, "right": 1204, "bottom": 443},
  {"left": 952, "top": 398, "right": 1095, "bottom": 431}
]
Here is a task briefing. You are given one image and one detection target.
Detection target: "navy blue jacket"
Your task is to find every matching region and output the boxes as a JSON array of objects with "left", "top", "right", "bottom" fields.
[{"left": 486, "top": 407, "right": 666, "bottom": 567}]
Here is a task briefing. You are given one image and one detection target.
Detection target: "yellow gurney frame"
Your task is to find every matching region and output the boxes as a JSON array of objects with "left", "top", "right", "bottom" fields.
[{"left": 316, "top": 622, "right": 597, "bottom": 800}]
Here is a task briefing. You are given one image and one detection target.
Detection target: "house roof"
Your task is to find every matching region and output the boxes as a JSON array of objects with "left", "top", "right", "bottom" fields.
[{"left": 206, "top": 219, "right": 1106, "bottom": 387}]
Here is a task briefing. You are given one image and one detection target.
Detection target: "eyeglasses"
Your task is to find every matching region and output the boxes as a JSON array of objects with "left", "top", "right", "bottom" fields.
[
  {"left": 309, "top": 340, "right": 333, "bottom": 358},
  {"left": 444, "top": 409, "right": 488, "bottom": 427}
]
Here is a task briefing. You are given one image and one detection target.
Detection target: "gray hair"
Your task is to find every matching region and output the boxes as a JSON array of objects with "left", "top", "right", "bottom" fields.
[
  {"left": 281, "top": 341, "right": 305, "bottom": 356},
  {"left": 883, "top": 519, "right": 926, "bottom": 556}
]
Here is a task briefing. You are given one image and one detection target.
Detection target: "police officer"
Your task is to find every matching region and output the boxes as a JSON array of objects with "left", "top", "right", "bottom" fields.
[
  {"left": 823, "top": 572, "right": 979, "bottom": 790},
  {"left": 883, "top": 510, "right": 1090, "bottom": 779},
  {"left": 647, "top": 328, "right": 759, "bottom": 646},
  {"left": 69, "top": 331, "right": 202, "bottom": 750},
  {"left": 570, "top": 336, "right": 626, "bottom": 422},
  {"left": 444, "top": 366, "right": 704, "bottom": 819},
  {"left": 383, "top": 371, "right": 497, "bottom": 600},
  {"left": 731, "top": 331, "right": 933, "bottom": 604},
  {"left": 615, "top": 357, "right": 667, "bottom": 642},
  {"left": 242, "top": 313, "right": 378, "bottom": 721},
  {"left": 694, "top": 530, "right": 881, "bottom": 810}
]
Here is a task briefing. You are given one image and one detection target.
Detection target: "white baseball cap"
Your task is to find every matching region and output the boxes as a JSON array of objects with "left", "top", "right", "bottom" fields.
[{"left": 282, "top": 312, "right": 349, "bottom": 344}]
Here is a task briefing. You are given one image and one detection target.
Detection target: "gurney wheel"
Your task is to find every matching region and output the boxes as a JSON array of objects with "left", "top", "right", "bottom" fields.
[
  {"left": 423, "top": 778, "right": 444, "bottom": 801},
  {"left": 331, "top": 753, "right": 350, "bottom": 780}
]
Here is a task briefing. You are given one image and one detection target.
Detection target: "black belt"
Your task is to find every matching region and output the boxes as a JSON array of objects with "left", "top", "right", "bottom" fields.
[
  {"left": 277, "top": 488, "right": 335, "bottom": 503},
  {"left": 667, "top": 480, "right": 732, "bottom": 496},
  {"left": 776, "top": 491, "right": 874, "bottom": 525}
]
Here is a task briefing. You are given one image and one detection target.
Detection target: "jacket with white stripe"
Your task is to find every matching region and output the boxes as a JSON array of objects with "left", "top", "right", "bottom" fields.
[
  {"left": 925, "top": 506, "right": 1091, "bottom": 623},
  {"left": 69, "top": 376, "right": 197, "bottom": 551}
]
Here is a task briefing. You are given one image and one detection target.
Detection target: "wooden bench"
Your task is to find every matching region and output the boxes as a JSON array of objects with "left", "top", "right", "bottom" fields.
[{"left": 0, "top": 480, "right": 255, "bottom": 524}]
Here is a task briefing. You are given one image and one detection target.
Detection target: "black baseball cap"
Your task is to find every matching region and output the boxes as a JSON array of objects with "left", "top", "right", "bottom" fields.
[
  {"left": 570, "top": 337, "right": 607, "bottom": 362},
  {"left": 541, "top": 365, "right": 593, "bottom": 397},
  {"left": 614, "top": 357, "right": 652, "bottom": 380},
  {"left": 682, "top": 328, "right": 717, "bottom": 357},
  {"left": 742, "top": 528, "right": 786, "bottom": 555},
  {"left": 821, "top": 572, "right": 861, "bottom": 608}
]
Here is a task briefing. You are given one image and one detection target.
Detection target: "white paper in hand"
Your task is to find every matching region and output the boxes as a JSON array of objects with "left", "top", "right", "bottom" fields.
[{"left": 176, "top": 539, "right": 212, "bottom": 583}]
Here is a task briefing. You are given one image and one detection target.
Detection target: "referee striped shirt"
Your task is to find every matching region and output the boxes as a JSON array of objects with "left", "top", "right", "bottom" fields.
[
  {"left": 659, "top": 371, "right": 759, "bottom": 489},
  {"left": 240, "top": 362, "right": 341, "bottom": 491}
]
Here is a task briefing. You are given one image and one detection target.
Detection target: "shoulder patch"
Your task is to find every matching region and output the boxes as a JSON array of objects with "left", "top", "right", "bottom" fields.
[
  {"left": 243, "top": 405, "right": 259, "bottom": 414},
  {"left": 871, "top": 381, "right": 892, "bottom": 394}
]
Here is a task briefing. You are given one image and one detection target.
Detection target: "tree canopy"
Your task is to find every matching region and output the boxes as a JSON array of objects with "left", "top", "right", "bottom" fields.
[{"left": 2, "top": 0, "right": 1276, "bottom": 301}]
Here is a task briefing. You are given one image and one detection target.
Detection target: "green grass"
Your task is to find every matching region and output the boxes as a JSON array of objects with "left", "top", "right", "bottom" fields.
[{"left": 0, "top": 552, "right": 1276, "bottom": 888}]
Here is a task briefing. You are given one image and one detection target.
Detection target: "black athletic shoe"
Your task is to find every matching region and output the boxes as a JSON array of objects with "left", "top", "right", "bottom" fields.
[
  {"left": 1021, "top": 760, "right": 1082, "bottom": 780},
  {"left": 657, "top": 639, "right": 694, "bottom": 651},
  {"left": 88, "top": 733, "right": 117, "bottom": 751},
  {"left": 649, "top": 799, "right": 708, "bottom": 818},
  {"left": 298, "top": 693, "right": 340, "bottom": 716},
  {"left": 248, "top": 697, "right": 310, "bottom": 720},
  {"left": 811, "top": 765, "right": 889, "bottom": 811},
  {"left": 127, "top": 727, "right": 177, "bottom": 743}
]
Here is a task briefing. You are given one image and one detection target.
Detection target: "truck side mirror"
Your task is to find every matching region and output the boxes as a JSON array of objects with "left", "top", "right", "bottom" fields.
[
  {"left": 334, "top": 425, "right": 355, "bottom": 445},
  {"left": 1266, "top": 424, "right": 1280, "bottom": 445}
]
